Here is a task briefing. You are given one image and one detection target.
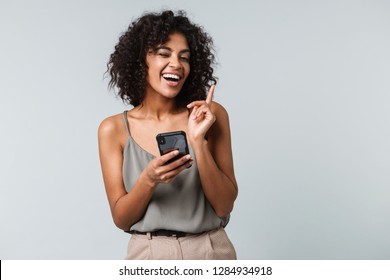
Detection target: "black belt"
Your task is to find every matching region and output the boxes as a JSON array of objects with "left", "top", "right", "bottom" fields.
[{"left": 129, "top": 229, "right": 188, "bottom": 238}]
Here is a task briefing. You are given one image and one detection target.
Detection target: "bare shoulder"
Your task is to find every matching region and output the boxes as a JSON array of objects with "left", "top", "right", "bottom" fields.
[
  {"left": 208, "top": 101, "right": 231, "bottom": 143},
  {"left": 211, "top": 101, "right": 230, "bottom": 125},
  {"left": 98, "top": 113, "right": 126, "bottom": 140}
]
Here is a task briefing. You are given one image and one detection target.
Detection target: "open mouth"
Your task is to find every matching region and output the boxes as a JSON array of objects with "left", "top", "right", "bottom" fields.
[{"left": 162, "top": 73, "right": 181, "bottom": 82}]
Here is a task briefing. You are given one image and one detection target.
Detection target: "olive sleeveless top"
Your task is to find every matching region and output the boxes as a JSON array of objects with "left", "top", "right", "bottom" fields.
[{"left": 122, "top": 111, "right": 229, "bottom": 233}]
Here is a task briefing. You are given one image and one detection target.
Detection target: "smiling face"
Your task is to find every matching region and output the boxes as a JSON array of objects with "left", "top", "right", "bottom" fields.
[{"left": 145, "top": 32, "right": 191, "bottom": 101}]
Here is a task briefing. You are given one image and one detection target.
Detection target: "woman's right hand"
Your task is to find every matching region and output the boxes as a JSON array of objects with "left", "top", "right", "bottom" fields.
[{"left": 144, "top": 150, "right": 193, "bottom": 185}]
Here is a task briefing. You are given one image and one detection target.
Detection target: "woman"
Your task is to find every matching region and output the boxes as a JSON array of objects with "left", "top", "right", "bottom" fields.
[{"left": 98, "top": 10, "right": 238, "bottom": 260}]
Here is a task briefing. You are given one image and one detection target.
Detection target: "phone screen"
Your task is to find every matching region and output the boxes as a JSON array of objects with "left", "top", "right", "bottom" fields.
[{"left": 156, "top": 131, "right": 189, "bottom": 164}]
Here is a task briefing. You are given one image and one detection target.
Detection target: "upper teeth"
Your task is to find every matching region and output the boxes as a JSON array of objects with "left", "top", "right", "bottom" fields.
[{"left": 163, "top": 74, "right": 180, "bottom": 80}]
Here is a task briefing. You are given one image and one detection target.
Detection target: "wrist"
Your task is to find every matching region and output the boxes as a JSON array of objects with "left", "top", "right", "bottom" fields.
[
  {"left": 140, "top": 170, "right": 158, "bottom": 190},
  {"left": 189, "top": 137, "right": 208, "bottom": 151}
]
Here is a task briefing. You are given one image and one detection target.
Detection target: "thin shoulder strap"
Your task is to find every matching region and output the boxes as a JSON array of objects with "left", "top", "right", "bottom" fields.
[{"left": 123, "top": 110, "right": 131, "bottom": 137}]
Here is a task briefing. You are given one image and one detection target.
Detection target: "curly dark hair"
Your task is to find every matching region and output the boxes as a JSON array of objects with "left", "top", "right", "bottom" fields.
[{"left": 106, "top": 10, "right": 217, "bottom": 107}]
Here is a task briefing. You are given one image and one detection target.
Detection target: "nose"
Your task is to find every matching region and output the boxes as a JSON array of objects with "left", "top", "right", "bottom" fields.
[{"left": 168, "top": 55, "right": 182, "bottom": 69}]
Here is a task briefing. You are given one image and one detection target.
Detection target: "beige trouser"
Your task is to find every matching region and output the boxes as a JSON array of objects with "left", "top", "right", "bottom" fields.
[{"left": 125, "top": 227, "right": 237, "bottom": 260}]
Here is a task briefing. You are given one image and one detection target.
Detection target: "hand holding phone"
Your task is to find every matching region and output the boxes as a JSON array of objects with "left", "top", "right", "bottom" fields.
[{"left": 156, "top": 131, "right": 190, "bottom": 165}]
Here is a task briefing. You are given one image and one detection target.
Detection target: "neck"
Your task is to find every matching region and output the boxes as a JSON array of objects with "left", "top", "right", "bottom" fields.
[{"left": 137, "top": 92, "right": 183, "bottom": 121}]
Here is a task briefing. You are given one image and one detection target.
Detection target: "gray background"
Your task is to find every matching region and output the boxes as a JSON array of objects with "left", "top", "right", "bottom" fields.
[{"left": 1, "top": 0, "right": 389, "bottom": 259}]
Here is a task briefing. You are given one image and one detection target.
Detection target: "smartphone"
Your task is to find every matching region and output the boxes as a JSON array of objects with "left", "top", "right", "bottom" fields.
[{"left": 156, "top": 131, "right": 189, "bottom": 164}]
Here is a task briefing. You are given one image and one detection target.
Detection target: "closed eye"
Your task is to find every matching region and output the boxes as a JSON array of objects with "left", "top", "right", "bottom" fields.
[
  {"left": 180, "top": 56, "right": 190, "bottom": 62},
  {"left": 158, "top": 52, "right": 170, "bottom": 57}
]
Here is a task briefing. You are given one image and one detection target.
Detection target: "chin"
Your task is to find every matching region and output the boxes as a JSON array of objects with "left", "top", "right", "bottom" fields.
[{"left": 161, "top": 89, "right": 182, "bottom": 99}]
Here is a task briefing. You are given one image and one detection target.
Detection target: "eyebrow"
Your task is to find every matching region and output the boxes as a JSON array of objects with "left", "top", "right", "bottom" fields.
[{"left": 154, "top": 46, "right": 191, "bottom": 54}]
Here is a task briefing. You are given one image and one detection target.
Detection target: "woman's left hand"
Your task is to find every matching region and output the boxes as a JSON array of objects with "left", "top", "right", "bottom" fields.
[{"left": 187, "top": 84, "right": 216, "bottom": 143}]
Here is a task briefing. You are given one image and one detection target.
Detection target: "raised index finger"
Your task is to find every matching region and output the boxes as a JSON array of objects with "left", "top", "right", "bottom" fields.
[{"left": 206, "top": 84, "right": 215, "bottom": 104}]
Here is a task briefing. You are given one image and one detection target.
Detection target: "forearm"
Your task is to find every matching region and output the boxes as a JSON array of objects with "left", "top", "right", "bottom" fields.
[
  {"left": 112, "top": 171, "right": 156, "bottom": 231},
  {"left": 192, "top": 140, "right": 238, "bottom": 218}
]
